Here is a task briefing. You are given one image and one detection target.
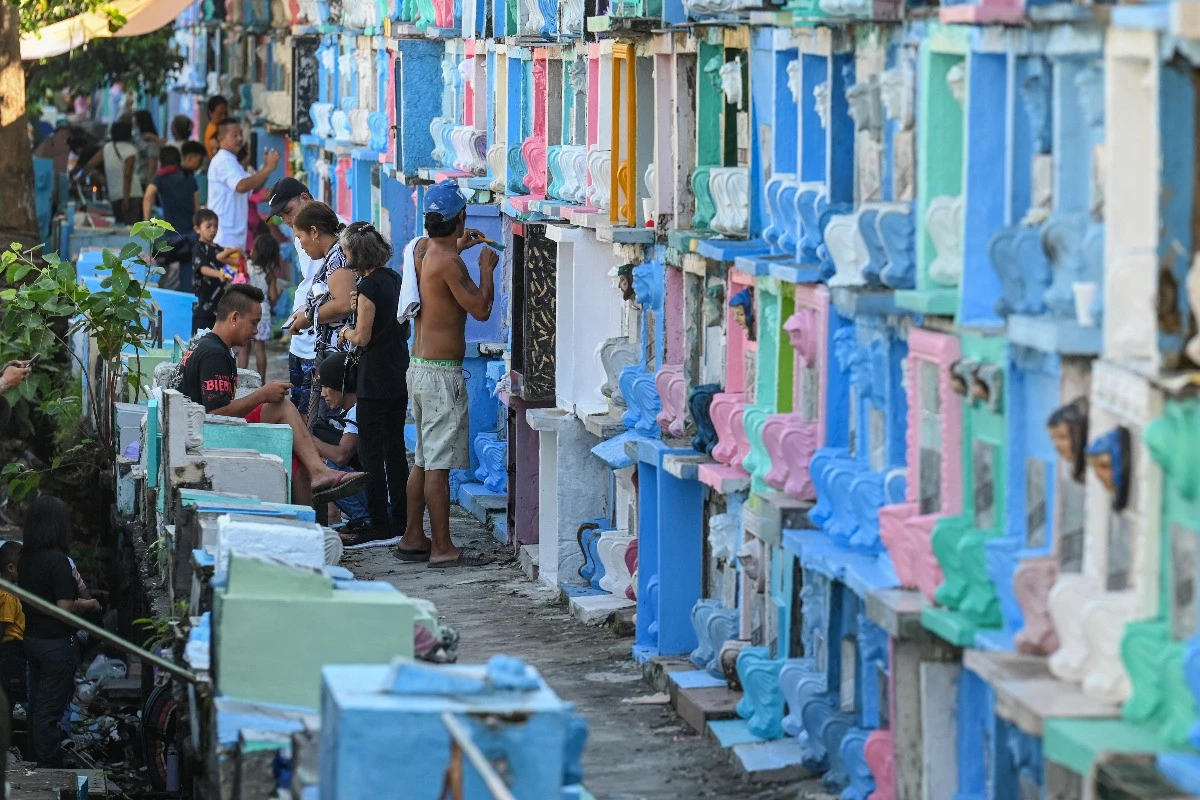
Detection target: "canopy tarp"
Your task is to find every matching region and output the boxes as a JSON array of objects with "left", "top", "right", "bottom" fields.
[{"left": 21, "top": 0, "right": 193, "bottom": 61}]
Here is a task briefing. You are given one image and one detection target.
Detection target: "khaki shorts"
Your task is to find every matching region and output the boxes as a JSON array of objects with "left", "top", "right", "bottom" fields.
[{"left": 408, "top": 360, "right": 471, "bottom": 471}]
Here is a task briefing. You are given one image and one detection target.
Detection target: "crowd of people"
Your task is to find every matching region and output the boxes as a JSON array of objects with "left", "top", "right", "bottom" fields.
[{"left": 177, "top": 174, "right": 500, "bottom": 563}]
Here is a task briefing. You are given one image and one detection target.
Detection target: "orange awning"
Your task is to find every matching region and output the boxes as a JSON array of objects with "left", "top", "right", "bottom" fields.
[{"left": 21, "top": 0, "right": 194, "bottom": 61}]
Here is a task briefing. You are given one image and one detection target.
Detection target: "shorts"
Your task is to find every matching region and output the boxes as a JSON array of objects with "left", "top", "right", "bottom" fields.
[
  {"left": 288, "top": 354, "right": 314, "bottom": 415},
  {"left": 245, "top": 403, "right": 302, "bottom": 478},
  {"left": 408, "top": 359, "right": 470, "bottom": 471}
]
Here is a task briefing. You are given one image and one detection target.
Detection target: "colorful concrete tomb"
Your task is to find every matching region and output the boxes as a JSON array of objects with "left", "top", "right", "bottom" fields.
[
  {"left": 878, "top": 328, "right": 961, "bottom": 601},
  {"left": 922, "top": 333, "right": 1008, "bottom": 647},
  {"left": 1048, "top": 360, "right": 1165, "bottom": 704},
  {"left": 213, "top": 514, "right": 326, "bottom": 585},
  {"left": 319, "top": 657, "right": 587, "bottom": 800},
  {"left": 214, "top": 555, "right": 416, "bottom": 709},
  {"left": 895, "top": 34, "right": 965, "bottom": 317},
  {"left": 161, "top": 390, "right": 289, "bottom": 505}
]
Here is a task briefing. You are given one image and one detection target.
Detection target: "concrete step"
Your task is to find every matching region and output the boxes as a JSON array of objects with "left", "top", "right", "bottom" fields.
[
  {"left": 664, "top": 668, "right": 740, "bottom": 735},
  {"left": 488, "top": 511, "right": 508, "bottom": 544},
  {"left": 731, "top": 739, "right": 813, "bottom": 784},
  {"left": 567, "top": 591, "right": 635, "bottom": 626},
  {"left": 458, "top": 482, "right": 507, "bottom": 524},
  {"left": 518, "top": 544, "right": 539, "bottom": 582}
]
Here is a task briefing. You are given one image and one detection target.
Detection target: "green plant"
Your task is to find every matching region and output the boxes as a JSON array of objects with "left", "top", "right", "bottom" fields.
[
  {"left": 133, "top": 599, "right": 189, "bottom": 647},
  {"left": 0, "top": 220, "right": 170, "bottom": 500}
]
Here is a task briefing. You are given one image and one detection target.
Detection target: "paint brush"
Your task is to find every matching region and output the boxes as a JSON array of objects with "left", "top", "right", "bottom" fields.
[{"left": 482, "top": 237, "right": 506, "bottom": 251}]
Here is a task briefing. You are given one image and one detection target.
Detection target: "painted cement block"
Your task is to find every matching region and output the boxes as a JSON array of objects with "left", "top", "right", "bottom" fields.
[
  {"left": 214, "top": 556, "right": 416, "bottom": 709},
  {"left": 319, "top": 657, "right": 586, "bottom": 800}
]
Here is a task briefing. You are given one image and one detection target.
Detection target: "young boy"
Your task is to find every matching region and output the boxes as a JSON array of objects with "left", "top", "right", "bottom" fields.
[
  {"left": 311, "top": 352, "right": 372, "bottom": 540},
  {"left": 191, "top": 209, "right": 238, "bottom": 333},
  {"left": 144, "top": 145, "right": 203, "bottom": 292},
  {"left": 0, "top": 541, "right": 27, "bottom": 707}
]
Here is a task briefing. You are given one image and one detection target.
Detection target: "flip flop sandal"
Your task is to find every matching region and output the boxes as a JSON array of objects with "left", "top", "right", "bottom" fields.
[
  {"left": 394, "top": 546, "right": 432, "bottom": 562},
  {"left": 427, "top": 547, "right": 497, "bottom": 569},
  {"left": 312, "top": 471, "right": 371, "bottom": 504}
]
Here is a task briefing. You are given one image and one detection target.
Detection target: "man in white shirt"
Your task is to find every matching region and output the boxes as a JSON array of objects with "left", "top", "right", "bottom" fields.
[
  {"left": 268, "top": 177, "right": 349, "bottom": 415},
  {"left": 207, "top": 118, "right": 280, "bottom": 251}
]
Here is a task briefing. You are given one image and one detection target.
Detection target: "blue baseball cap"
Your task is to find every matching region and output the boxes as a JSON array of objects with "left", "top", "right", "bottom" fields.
[{"left": 424, "top": 180, "right": 467, "bottom": 221}]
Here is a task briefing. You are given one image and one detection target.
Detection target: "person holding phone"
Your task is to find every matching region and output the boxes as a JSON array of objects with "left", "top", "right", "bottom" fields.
[{"left": 0, "top": 359, "right": 33, "bottom": 394}]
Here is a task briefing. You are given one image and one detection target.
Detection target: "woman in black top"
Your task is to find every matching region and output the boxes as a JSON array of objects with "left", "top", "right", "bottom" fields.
[
  {"left": 18, "top": 497, "right": 101, "bottom": 767},
  {"left": 338, "top": 222, "right": 410, "bottom": 545}
]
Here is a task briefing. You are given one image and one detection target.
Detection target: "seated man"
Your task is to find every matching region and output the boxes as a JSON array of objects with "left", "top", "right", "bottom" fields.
[
  {"left": 311, "top": 352, "right": 372, "bottom": 540},
  {"left": 178, "top": 284, "right": 369, "bottom": 505}
]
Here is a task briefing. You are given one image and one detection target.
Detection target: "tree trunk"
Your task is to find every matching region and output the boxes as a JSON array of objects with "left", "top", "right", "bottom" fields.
[{"left": 0, "top": 2, "right": 39, "bottom": 251}]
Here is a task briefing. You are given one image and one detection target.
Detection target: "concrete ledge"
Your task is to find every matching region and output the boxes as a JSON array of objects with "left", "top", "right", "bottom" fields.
[
  {"left": 458, "top": 482, "right": 507, "bottom": 525},
  {"left": 731, "top": 739, "right": 811, "bottom": 783},
  {"left": 526, "top": 406, "right": 576, "bottom": 432},
  {"left": 568, "top": 592, "right": 635, "bottom": 626},
  {"left": 583, "top": 410, "right": 626, "bottom": 440},
  {"left": 708, "top": 719, "right": 766, "bottom": 749},
  {"left": 519, "top": 544, "right": 539, "bottom": 582},
  {"left": 667, "top": 668, "right": 740, "bottom": 735},
  {"left": 865, "top": 588, "right": 936, "bottom": 641},
  {"left": 663, "top": 451, "right": 711, "bottom": 481}
]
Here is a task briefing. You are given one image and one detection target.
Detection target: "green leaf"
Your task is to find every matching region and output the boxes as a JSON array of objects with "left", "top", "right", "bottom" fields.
[
  {"left": 9, "top": 263, "right": 32, "bottom": 282},
  {"left": 119, "top": 242, "right": 141, "bottom": 262}
]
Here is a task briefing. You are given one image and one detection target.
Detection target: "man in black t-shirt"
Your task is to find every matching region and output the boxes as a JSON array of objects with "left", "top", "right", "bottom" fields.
[{"left": 177, "top": 284, "right": 370, "bottom": 506}]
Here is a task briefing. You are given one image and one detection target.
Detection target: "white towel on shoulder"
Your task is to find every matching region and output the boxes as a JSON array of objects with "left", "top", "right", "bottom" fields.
[{"left": 398, "top": 237, "right": 422, "bottom": 323}]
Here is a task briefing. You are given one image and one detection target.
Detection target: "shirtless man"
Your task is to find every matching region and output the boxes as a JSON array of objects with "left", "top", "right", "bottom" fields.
[{"left": 395, "top": 181, "right": 499, "bottom": 568}]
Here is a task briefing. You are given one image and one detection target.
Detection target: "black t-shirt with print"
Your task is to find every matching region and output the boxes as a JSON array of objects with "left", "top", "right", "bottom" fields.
[
  {"left": 192, "top": 240, "right": 225, "bottom": 318},
  {"left": 179, "top": 332, "right": 238, "bottom": 412}
]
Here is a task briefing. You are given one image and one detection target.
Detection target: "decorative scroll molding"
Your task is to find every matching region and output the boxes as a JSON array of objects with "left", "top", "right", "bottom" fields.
[
  {"left": 876, "top": 204, "right": 916, "bottom": 289},
  {"left": 488, "top": 142, "right": 507, "bottom": 193},
  {"left": 562, "top": 146, "right": 588, "bottom": 204},
  {"left": 547, "top": 145, "right": 566, "bottom": 200},
  {"left": 735, "top": 647, "right": 785, "bottom": 740},
  {"left": 763, "top": 414, "right": 818, "bottom": 498},
  {"left": 690, "top": 384, "right": 722, "bottom": 455},
  {"left": 763, "top": 174, "right": 799, "bottom": 255},
  {"left": 709, "top": 168, "right": 750, "bottom": 236},
  {"left": 472, "top": 432, "right": 508, "bottom": 493},
  {"left": 507, "top": 145, "right": 529, "bottom": 195},
  {"left": 1013, "top": 556, "right": 1060, "bottom": 655},
  {"left": 598, "top": 337, "right": 641, "bottom": 406},
  {"left": 311, "top": 102, "right": 334, "bottom": 138},
  {"left": 619, "top": 365, "right": 663, "bottom": 438},
  {"left": 265, "top": 92, "right": 292, "bottom": 128},
  {"left": 826, "top": 212, "right": 871, "bottom": 288},
  {"left": 368, "top": 112, "right": 388, "bottom": 152},
  {"left": 709, "top": 392, "right": 749, "bottom": 469},
  {"left": 925, "top": 195, "right": 964, "bottom": 288},
  {"left": 864, "top": 730, "right": 896, "bottom": 800},
  {"left": 349, "top": 109, "right": 371, "bottom": 146},
  {"left": 598, "top": 530, "right": 635, "bottom": 596},
  {"left": 587, "top": 149, "right": 613, "bottom": 211},
  {"left": 655, "top": 365, "right": 686, "bottom": 438},
  {"left": 991, "top": 224, "right": 1051, "bottom": 318},
  {"left": 1043, "top": 215, "right": 1104, "bottom": 321},
  {"left": 692, "top": 165, "right": 715, "bottom": 230},
  {"left": 578, "top": 523, "right": 605, "bottom": 589},
  {"left": 430, "top": 116, "right": 453, "bottom": 165}
]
